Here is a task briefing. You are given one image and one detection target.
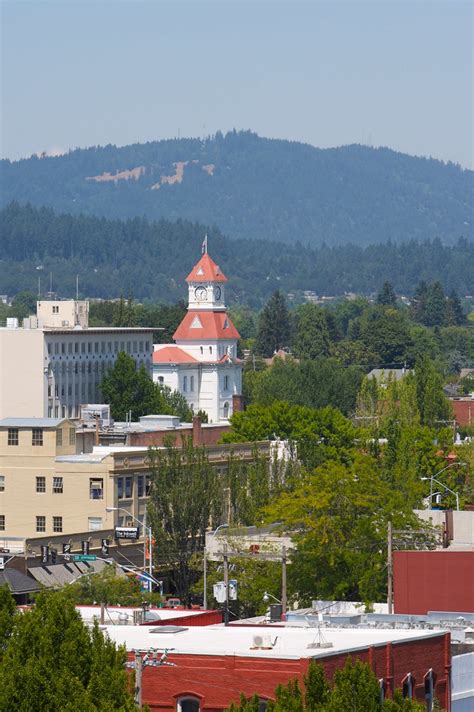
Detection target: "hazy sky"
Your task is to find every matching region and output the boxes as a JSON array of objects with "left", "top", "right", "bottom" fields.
[{"left": 1, "top": 0, "right": 472, "bottom": 167}]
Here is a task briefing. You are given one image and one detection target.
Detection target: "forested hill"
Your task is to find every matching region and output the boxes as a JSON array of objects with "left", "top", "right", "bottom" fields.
[
  {"left": 1, "top": 203, "right": 473, "bottom": 305},
  {"left": 1, "top": 131, "right": 472, "bottom": 247}
]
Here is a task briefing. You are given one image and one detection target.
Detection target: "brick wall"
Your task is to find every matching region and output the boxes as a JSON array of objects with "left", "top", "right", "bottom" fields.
[{"left": 134, "top": 632, "right": 450, "bottom": 710}]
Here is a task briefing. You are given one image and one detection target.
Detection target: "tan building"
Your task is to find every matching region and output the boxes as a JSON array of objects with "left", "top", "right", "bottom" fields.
[
  {"left": 0, "top": 417, "right": 271, "bottom": 541},
  {"left": 0, "top": 299, "right": 154, "bottom": 420}
]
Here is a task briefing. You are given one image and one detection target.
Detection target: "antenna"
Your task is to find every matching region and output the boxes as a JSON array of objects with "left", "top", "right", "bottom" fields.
[
  {"left": 38, "top": 276, "right": 41, "bottom": 298},
  {"left": 50, "top": 271, "right": 53, "bottom": 293},
  {"left": 76, "top": 275, "right": 79, "bottom": 300}
]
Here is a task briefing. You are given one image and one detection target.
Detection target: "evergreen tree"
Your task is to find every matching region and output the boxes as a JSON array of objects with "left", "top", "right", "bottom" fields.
[
  {"left": 255, "top": 291, "right": 291, "bottom": 357},
  {"left": 377, "top": 281, "right": 397, "bottom": 306},
  {"left": 424, "top": 281, "right": 446, "bottom": 326},
  {"left": 304, "top": 661, "right": 330, "bottom": 710},
  {"left": 0, "top": 590, "right": 137, "bottom": 710},
  {"left": 0, "top": 586, "right": 15, "bottom": 658},
  {"left": 324, "top": 658, "right": 381, "bottom": 712},
  {"left": 445, "top": 289, "right": 465, "bottom": 326},
  {"left": 410, "top": 281, "right": 429, "bottom": 323},
  {"left": 293, "top": 304, "right": 331, "bottom": 360},
  {"left": 414, "top": 356, "right": 451, "bottom": 427}
]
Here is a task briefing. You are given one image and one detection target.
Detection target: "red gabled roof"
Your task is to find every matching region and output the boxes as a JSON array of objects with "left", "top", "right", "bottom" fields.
[
  {"left": 185, "top": 254, "right": 228, "bottom": 283},
  {"left": 173, "top": 311, "right": 240, "bottom": 341},
  {"left": 152, "top": 346, "right": 198, "bottom": 364}
]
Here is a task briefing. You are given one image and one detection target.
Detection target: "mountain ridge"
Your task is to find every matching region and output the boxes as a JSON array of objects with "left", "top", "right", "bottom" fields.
[{"left": 1, "top": 131, "right": 471, "bottom": 247}]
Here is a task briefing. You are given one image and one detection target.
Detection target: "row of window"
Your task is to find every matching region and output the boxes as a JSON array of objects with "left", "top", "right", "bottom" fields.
[
  {"left": 117, "top": 475, "right": 151, "bottom": 500},
  {"left": 181, "top": 375, "right": 231, "bottom": 392},
  {"left": 7, "top": 427, "right": 43, "bottom": 446},
  {"left": 0, "top": 476, "right": 103, "bottom": 499},
  {"left": 378, "top": 670, "right": 436, "bottom": 708},
  {"left": 0, "top": 515, "right": 104, "bottom": 534},
  {"left": 56, "top": 428, "right": 76, "bottom": 446},
  {"left": 47, "top": 341, "right": 150, "bottom": 356},
  {"left": 48, "top": 404, "right": 81, "bottom": 419}
]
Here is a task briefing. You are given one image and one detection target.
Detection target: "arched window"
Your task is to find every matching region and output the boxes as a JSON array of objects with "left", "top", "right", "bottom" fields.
[
  {"left": 424, "top": 669, "right": 436, "bottom": 712},
  {"left": 177, "top": 698, "right": 200, "bottom": 712},
  {"left": 258, "top": 700, "right": 269, "bottom": 712},
  {"left": 200, "top": 346, "right": 203, "bottom": 354},
  {"left": 223, "top": 402, "right": 229, "bottom": 419},
  {"left": 158, "top": 376, "right": 164, "bottom": 384},
  {"left": 402, "top": 673, "right": 414, "bottom": 698}
]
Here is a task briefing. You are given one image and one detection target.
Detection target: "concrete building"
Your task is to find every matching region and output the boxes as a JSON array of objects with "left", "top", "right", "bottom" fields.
[
  {"left": 0, "top": 417, "right": 272, "bottom": 540},
  {"left": 0, "top": 299, "right": 154, "bottom": 419},
  {"left": 103, "top": 622, "right": 451, "bottom": 710},
  {"left": 152, "top": 250, "right": 243, "bottom": 423}
]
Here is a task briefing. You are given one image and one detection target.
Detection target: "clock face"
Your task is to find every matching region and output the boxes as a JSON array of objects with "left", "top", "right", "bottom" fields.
[
  {"left": 195, "top": 286, "right": 208, "bottom": 301},
  {"left": 214, "top": 286, "right": 221, "bottom": 300}
]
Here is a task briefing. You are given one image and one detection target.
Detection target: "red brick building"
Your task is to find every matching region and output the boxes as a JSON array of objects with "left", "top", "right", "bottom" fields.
[
  {"left": 105, "top": 624, "right": 451, "bottom": 710},
  {"left": 394, "top": 550, "right": 474, "bottom": 615},
  {"left": 450, "top": 397, "right": 474, "bottom": 427}
]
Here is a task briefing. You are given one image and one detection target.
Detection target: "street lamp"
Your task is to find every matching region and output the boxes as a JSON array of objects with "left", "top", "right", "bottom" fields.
[
  {"left": 421, "top": 462, "right": 467, "bottom": 511},
  {"left": 106, "top": 506, "right": 153, "bottom": 592},
  {"left": 263, "top": 591, "right": 281, "bottom": 604},
  {"left": 203, "top": 523, "right": 229, "bottom": 610}
]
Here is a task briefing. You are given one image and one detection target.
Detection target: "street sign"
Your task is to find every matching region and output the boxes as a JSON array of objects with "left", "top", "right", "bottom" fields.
[
  {"left": 115, "top": 526, "right": 139, "bottom": 540},
  {"left": 72, "top": 554, "right": 97, "bottom": 562}
]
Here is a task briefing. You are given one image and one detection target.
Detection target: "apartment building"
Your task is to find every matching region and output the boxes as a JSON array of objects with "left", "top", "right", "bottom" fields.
[
  {"left": 0, "top": 299, "right": 154, "bottom": 419},
  {"left": 0, "top": 417, "right": 272, "bottom": 540}
]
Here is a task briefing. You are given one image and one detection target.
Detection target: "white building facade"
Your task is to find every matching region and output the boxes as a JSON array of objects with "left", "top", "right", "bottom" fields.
[
  {"left": 152, "top": 252, "right": 242, "bottom": 423},
  {"left": 0, "top": 300, "right": 154, "bottom": 420}
]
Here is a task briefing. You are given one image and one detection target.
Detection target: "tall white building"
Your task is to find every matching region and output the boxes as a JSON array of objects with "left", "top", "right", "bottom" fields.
[
  {"left": 152, "top": 251, "right": 243, "bottom": 423},
  {"left": 0, "top": 300, "right": 154, "bottom": 420}
]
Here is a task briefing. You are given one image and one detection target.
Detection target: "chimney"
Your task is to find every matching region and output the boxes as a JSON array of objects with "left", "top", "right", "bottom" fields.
[
  {"left": 192, "top": 416, "right": 202, "bottom": 447},
  {"left": 232, "top": 394, "right": 244, "bottom": 414}
]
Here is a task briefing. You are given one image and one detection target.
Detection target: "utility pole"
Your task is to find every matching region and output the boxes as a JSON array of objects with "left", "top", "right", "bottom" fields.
[
  {"left": 387, "top": 521, "right": 393, "bottom": 615},
  {"left": 134, "top": 652, "right": 143, "bottom": 708},
  {"left": 203, "top": 545, "right": 207, "bottom": 609},
  {"left": 223, "top": 544, "right": 229, "bottom": 626},
  {"left": 281, "top": 546, "right": 287, "bottom": 621}
]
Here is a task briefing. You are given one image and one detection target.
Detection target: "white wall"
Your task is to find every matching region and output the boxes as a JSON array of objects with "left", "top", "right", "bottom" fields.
[{"left": 452, "top": 652, "right": 474, "bottom": 711}]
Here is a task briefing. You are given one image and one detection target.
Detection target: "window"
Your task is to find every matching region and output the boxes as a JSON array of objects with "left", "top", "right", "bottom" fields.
[
  {"left": 223, "top": 402, "right": 229, "bottom": 419},
  {"left": 183, "top": 376, "right": 187, "bottom": 392},
  {"left": 379, "top": 680, "right": 386, "bottom": 704},
  {"left": 0, "top": 475, "right": 5, "bottom": 492},
  {"left": 117, "top": 477, "right": 124, "bottom": 499},
  {"left": 125, "top": 476, "right": 133, "bottom": 498},
  {"left": 7, "top": 428, "right": 18, "bottom": 446},
  {"left": 52, "top": 305, "right": 59, "bottom": 314},
  {"left": 146, "top": 475, "right": 152, "bottom": 496},
  {"left": 56, "top": 429, "right": 63, "bottom": 446},
  {"left": 54, "top": 406, "right": 59, "bottom": 417},
  {"left": 94, "top": 342, "right": 99, "bottom": 353},
  {"left": 36, "top": 476, "right": 46, "bottom": 493},
  {"left": 0, "top": 515, "right": 4, "bottom": 531},
  {"left": 133, "top": 341, "right": 137, "bottom": 352},
  {"left": 61, "top": 343, "right": 65, "bottom": 354},
  {"left": 69, "top": 427, "right": 76, "bottom": 445},
  {"left": 177, "top": 698, "right": 200, "bottom": 712},
  {"left": 32, "top": 428, "right": 43, "bottom": 446},
  {"left": 88, "top": 342, "right": 92, "bottom": 353},
  {"left": 101, "top": 341, "right": 105, "bottom": 353},
  {"left": 81, "top": 342, "right": 85, "bottom": 354},
  {"left": 158, "top": 376, "right": 164, "bottom": 384},
  {"left": 258, "top": 701, "right": 269, "bottom": 712},
  {"left": 224, "top": 375, "right": 229, "bottom": 391},
  {"left": 88, "top": 517, "right": 103, "bottom": 531},
  {"left": 68, "top": 343, "right": 72, "bottom": 354},
  {"left": 54, "top": 342, "right": 59, "bottom": 354},
  {"left": 75, "top": 342, "right": 79, "bottom": 353},
  {"left": 36, "top": 515, "right": 46, "bottom": 532},
  {"left": 424, "top": 669, "right": 436, "bottom": 712},
  {"left": 209, "top": 346, "right": 212, "bottom": 354},
  {"left": 190, "top": 375, "right": 194, "bottom": 392},
  {"left": 53, "top": 516, "right": 63, "bottom": 533},
  {"left": 137, "top": 475, "right": 144, "bottom": 498},
  {"left": 90, "top": 478, "right": 104, "bottom": 500},
  {"left": 139, "top": 341, "right": 143, "bottom": 352},
  {"left": 200, "top": 346, "right": 203, "bottom": 354},
  {"left": 402, "top": 673, "right": 414, "bottom": 699},
  {"left": 53, "top": 477, "right": 63, "bottom": 494}
]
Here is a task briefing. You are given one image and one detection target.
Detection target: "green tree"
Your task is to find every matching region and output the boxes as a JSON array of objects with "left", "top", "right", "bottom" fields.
[
  {"left": 377, "top": 281, "right": 397, "bottom": 306},
  {"left": 147, "top": 443, "right": 221, "bottom": 602},
  {"left": 410, "top": 281, "right": 429, "bottom": 324},
  {"left": 10, "top": 290, "right": 36, "bottom": 320},
  {"left": 0, "top": 590, "right": 137, "bottom": 711},
  {"left": 255, "top": 291, "right": 291, "bottom": 357},
  {"left": 424, "top": 281, "right": 446, "bottom": 327},
  {"left": 304, "top": 660, "right": 330, "bottom": 710},
  {"left": 325, "top": 658, "right": 382, "bottom": 712},
  {"left": 445, "top": 289, "right": 465, "bottom": 326},
  {"left": 293, "top": 304, "right": 331, "bottom": 360},
  {"left": 0, "top": 586, "right": 15, "bottom": 658},
  {"left": 357, "top": 306, "right": 412, "bottom": 366},
  {"left": 65, "top": 566, "right": 161, "bottom": 607},
  {"left": 414, "top": 356, "right": 452, "bottom": 427}
]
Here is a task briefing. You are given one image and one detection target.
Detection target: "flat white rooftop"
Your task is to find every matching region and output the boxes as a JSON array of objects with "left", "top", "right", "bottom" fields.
[
  {"left": 77, "top": 605, "right": 205, "bottom": 625},
  {"left": 103, "top": 623, "right": 444, "bottom": 660}
]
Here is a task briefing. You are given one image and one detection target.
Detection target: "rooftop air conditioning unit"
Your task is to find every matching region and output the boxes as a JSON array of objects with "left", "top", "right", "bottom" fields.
[{"left": 251, "top": 634, "right": 276, "bottom": 650}]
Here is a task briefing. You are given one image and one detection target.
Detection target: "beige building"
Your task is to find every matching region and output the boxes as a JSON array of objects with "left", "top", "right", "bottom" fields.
[
  {"left": 0, "top": 417, "right": 271, "bottom": 541},
  {"left": 0, "top": 299, "right": 154, "bottom": 420}
]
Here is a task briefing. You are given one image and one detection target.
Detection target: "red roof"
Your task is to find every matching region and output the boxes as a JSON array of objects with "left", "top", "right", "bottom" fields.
[
  {"left": 185, "top": 254, "right": 228, "bottom": 283},
  {"left": 152, "top": 346, "right": 198, "bottom": 364},
  {"left": 174, "top": 311, "right": 240, "bottom": 341}
]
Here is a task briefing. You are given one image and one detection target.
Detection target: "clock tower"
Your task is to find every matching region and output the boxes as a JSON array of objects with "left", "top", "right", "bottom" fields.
[{"left": 152, "top": 247, "right": 242, "bottom": 423}]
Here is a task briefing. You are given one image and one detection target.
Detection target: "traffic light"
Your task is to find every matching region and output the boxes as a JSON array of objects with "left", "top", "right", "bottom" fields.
[
  {"left": 40, "top": 545, "right": 49, "bottom": 564},
  {"left": 101, "top": 539, "right": 109, "bottom": 557},
  {"left": 62, "top": 542, "right": 71, "bottom": 554},
  {"left": 81, "top": 540, "right": 90, "bottom": 555},
  {"left": 51, "top": 548, "right": 57, "bottom": 564}
]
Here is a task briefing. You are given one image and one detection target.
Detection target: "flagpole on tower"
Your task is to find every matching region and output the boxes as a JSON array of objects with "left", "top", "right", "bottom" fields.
[{"left": 202, "top": 234, "right": 208, "bottom": 255}]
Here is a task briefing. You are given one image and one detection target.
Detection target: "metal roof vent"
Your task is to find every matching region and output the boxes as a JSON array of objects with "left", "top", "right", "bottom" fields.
[{"left": 149, "top": 626, "right": 188, "bottom": 634}]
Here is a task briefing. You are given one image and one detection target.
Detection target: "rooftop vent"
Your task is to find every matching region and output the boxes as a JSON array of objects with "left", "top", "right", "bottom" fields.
[{"left": 149, "top": 626, "right": 188, "bottom": 634}]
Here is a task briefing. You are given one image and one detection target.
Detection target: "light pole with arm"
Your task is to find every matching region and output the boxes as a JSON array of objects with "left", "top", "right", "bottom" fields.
[
  {"left": 421, "top": 462, "right": 466, "bottom": 511},
  {"left": 203, "top": 523, "right": 228, "bottom": 610},
  {"left": 106, "top": 506, "right": 153, "bottom": 591}
]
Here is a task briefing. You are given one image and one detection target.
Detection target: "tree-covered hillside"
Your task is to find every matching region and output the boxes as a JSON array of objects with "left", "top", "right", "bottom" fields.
[
  {"left": 1, "top": 131, "right": 471, "bottom": 246},
  {"left": 0, "top": 203, "right": 473, "bottom": 305}
]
